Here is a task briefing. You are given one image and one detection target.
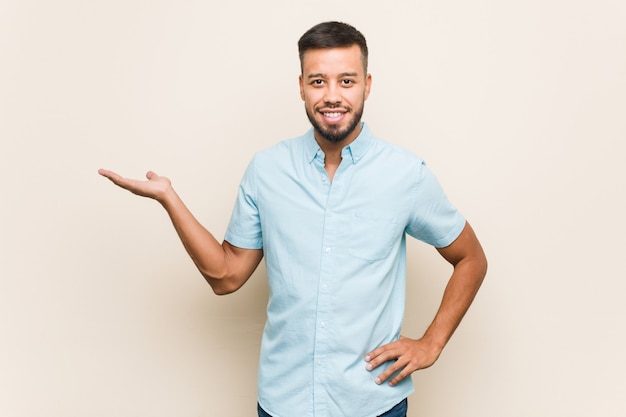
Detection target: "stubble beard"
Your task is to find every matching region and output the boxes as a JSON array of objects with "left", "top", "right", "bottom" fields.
[{"left": 306, "top": 104, "right": 364, "bottom": 144}]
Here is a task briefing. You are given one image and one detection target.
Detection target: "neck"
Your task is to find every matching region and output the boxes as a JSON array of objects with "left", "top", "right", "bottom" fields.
[
  {"left": 314, "top": 125, "right": 361, "bottom": 183},
  {"left": 314, "top": 122, "right": 363, "bottom": 160},
  {"left": 315, "top": 137, "right": 344, "bottom": 161}
]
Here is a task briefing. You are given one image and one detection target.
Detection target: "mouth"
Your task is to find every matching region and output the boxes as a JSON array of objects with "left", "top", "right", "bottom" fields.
[{"left": 320, "top": 110, "right": 347, "bottom": 123}]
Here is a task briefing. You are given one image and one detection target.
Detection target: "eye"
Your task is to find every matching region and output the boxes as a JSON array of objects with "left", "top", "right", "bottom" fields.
[
  {"left": 311, "top": 79, "right": 324, "bottom": 86},
  {"left": 341, "top": 79, "right": 355, "bottom": 86}
]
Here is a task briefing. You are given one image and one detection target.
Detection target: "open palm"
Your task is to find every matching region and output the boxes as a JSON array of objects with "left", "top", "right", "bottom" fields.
[{"left": 98, "top": 169, "right": 172, "bottom": 201}]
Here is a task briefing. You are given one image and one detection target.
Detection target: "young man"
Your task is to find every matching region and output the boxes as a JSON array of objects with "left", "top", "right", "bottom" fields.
[{"left": 99, "top": 21, "right": 487, "bottom": 417}]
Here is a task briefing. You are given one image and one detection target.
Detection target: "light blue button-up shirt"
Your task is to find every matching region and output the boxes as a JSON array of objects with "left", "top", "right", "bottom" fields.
[{"left": 225, "top": 123, "right": 465, "bottom": 417}]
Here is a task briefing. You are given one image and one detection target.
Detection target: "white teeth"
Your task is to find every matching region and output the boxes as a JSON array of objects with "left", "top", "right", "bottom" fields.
[{"left": 324, "top": 112, "right": 342, "bottom": 118}]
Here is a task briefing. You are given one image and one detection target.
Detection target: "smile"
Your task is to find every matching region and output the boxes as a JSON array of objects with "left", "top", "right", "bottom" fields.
[{"left": 322, "top": 111, "right": 345, "bottom": 122}]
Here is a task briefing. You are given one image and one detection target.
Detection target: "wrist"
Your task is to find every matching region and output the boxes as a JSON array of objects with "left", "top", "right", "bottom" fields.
[
  {"left": 158, "top": 185, "right": 179, "bottom": 209},
  {"left": 420, "top": 330, "right": 448, "bottom": 356}
]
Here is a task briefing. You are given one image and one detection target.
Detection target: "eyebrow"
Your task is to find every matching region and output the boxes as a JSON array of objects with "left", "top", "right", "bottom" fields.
[{"left": 306, "top": 72, "right": 359, "bottom": 79}]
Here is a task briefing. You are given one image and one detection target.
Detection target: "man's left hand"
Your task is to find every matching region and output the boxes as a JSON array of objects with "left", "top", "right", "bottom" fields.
[{"left": 364, "top": 336, "right": 441, "bottom": 386}]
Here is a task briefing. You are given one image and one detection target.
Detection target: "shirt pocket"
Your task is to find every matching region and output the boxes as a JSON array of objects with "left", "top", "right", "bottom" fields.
[{"left": 349, "top": 210, "right": 398, "bottom": 262}]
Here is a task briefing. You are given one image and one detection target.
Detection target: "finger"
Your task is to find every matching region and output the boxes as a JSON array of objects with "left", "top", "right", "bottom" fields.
[
  {"left": 98, "top": 168, "right": 118, "bottom": 179},
  {"left": 388, "top": 364, "right": 414, "bottom": 387},
  {"left": 365, "top": 339, "right": 400, "bottom": 362},
  {"left": 365, "top": 344, "right": 401, "bottom": 370},
  {"left": 374, "top": 358, "right": 407, "bottom": 385},
  {"left": 100, "top": 169, "right": 134, "bottom": 187},
  {"left": 99, "top": 170, "right": 127, "bottom": 186},
  {"left": 365, "top": 352, "right": 386, "bottom": 370},
  {"left": 99, "top": 169, "right": 144, "bottom": 194}
]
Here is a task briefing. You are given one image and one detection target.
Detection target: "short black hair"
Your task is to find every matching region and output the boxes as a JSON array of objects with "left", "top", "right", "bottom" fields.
[{"left": 298, "top": 21, "right": 368, "bottom": 72}]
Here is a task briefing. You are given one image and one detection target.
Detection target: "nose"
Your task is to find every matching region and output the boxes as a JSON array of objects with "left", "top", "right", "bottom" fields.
[{"left": 323, "top": 84, "right": 341, "bottom": 105}]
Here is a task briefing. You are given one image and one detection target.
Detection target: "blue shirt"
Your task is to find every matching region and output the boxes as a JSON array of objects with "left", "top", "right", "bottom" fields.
[{"left": 225, "top": 123, "right": 465, "bottom": 417}]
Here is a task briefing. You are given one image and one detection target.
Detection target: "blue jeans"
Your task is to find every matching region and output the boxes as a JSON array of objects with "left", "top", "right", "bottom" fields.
[{"left": 257, "top": 398, "right": 407, "bottom": 417}]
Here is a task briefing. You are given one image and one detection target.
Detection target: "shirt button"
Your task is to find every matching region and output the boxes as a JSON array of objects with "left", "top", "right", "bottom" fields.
[
  {"left": 320, "top": 321, "right": 326, "bottom": 328},
  {"left": 325, "top": 247, "right": 332, "bottom": 253},
  {"left": 321, "top": 284, "right": 329, "bottom": 291}
]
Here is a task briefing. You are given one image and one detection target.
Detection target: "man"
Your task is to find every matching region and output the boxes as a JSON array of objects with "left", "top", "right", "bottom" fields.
[{"left": 99, "top": 21, "right": 487, "bottom": 417}]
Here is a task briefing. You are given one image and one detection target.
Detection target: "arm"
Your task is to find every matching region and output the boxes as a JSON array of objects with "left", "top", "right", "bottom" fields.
[
  {"left": 98, "top": 169, "right": 263, "bottom": 295},
  {"left": 365, "top": 221, "right": 487, "bottom": 386}
]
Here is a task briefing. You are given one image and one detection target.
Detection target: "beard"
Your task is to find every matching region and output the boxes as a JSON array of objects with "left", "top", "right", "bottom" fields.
[{"left": 305, "top": 104, "right": 364, "bottom": 144}]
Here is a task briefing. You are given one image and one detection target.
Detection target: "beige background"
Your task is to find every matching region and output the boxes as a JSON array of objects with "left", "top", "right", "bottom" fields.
[{"left": 1, "top": 0, "right": 625, "bottom": 416}]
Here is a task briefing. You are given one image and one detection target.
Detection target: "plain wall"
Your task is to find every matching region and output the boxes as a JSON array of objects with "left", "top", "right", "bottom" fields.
[{"left": 1, "top": 0, "right": 625, "bottom": 416}]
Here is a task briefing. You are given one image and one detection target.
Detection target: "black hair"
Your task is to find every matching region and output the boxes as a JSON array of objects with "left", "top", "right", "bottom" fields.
[{"left": 297, "top": 21, "right": 368, "bottom": 72}]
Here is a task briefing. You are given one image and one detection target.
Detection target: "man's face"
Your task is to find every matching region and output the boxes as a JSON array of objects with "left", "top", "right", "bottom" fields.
[{"left": 299, "top": 45, "right": 372, "bottom": 145}]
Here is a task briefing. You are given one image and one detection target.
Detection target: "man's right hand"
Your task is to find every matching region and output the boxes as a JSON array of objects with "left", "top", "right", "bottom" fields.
[{"left": 98, "top": 169, "right": 173, "bottom": 203}]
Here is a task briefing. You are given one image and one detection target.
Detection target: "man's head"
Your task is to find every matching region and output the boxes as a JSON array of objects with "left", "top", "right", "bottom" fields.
[
  {"left": 298, "top": 22, "right": 372, "bottom": 145},
  {"left": 298, "top": 21, "right": 368, "bottom": 73}
]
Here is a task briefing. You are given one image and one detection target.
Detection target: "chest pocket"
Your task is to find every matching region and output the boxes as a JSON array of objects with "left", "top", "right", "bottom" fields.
[{"left": 349, "top": 210, "right": 399, "bottom": 262}]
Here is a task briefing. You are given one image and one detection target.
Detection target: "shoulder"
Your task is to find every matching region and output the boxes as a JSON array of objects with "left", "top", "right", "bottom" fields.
[
  {"left": 367, "top": 134, "right": 426, "bottom": 173},
  {"left": 252, "top": 133, "right": 308, "bottom": 163},
  {"left": 244, "top": 132, "right": 312, "bottom": 182}
]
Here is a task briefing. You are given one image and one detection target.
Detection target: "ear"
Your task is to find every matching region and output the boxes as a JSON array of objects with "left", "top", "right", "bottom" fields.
[
  {"left": 364, "top": 73, "right": 372, "bottom": 100},
  {"left": 299, "top": 74, "right": 305, "bottom": 101}
]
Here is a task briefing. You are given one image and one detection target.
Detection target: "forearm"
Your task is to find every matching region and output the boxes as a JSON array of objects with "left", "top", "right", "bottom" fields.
[
  {"left": 422, "top": 252, "right": 487, "bottom": 353},
  {"left": 159, "top": 188, "right": 225, "bottom": 275},
  {"left": 158, "top": 187, "right": 261, "bottom": 294}
]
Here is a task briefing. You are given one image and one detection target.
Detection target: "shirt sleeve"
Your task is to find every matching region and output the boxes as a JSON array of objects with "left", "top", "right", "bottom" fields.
[
  {"left": 406, "top": 161, "right": 466, "bottom": 248},
  {"left": 224, "top": 158, "right": 264, "bottom": 249}
]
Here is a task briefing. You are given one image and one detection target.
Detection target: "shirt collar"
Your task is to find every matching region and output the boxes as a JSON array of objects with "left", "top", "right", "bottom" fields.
[{"left": 305, "top": 122, "right": 374, "bottom": 164}]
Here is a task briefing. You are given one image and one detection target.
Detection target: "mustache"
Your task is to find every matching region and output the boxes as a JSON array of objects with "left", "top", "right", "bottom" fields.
[{"left": 316, "top": 104, "right": 351, "bottom": 111}]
